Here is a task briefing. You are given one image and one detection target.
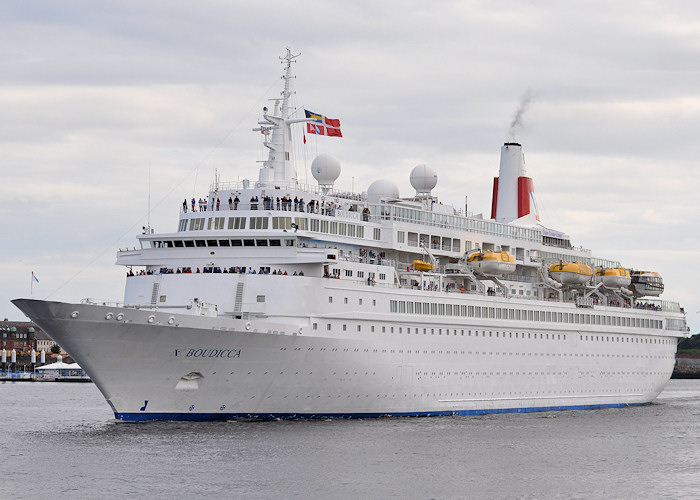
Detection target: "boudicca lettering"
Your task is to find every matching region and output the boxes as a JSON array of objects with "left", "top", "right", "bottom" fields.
[{"left": 173, "top": 348, "right": 242, "bottom": 358}]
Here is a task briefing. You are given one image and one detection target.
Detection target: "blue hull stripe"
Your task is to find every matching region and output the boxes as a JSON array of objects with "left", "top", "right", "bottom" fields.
[{"left": 114, "top": 402, "right": 649, "bottom": 422}]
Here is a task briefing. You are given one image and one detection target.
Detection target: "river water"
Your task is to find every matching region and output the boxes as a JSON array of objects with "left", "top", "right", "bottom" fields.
[{"left": 1, "top": 379, "right": 699, "bottom": 499}]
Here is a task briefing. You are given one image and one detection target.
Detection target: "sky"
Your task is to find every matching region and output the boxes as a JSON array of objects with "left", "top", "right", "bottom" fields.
[{"left": 1, "top": 0, "right": 699, "bottom": 334}]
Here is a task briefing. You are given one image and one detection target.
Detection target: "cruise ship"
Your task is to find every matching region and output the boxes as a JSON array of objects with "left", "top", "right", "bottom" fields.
[{"left": 13, "top": 49, "right": 688, "bottom": 422}]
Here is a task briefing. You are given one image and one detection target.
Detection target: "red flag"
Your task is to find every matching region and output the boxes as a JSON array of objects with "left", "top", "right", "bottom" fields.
[
  {"left": 324, "top": 117, "right": 341, "bottom": 128},
  {"left": 307, "top": 123, "right": 325, "bottom": 135},
  {"left": 324, "top": 117, "right": 342, "bottom": 137},
  {"left": 303, "top": 133, "right": 306, "bottom": 144},
  {"left": 326, "top": 126, "right": 342, "bottom": 137}
]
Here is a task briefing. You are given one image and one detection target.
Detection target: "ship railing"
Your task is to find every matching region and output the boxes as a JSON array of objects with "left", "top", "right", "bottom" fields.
[
  {"left": 181, "top": 203, "right": 365, "bottom": 221},
  {"left": 337, "top": 255, "right": 395, "bottom": 267},
  {"left": 207, "top": 179, "right": 365, "bottom": 202},
  {"left": 639, "top": 299, "right": 683, "bottom": 313}
]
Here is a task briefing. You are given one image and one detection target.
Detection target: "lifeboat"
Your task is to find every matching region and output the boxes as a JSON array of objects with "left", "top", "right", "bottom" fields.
[
  {"left": 629, "top": 270, "right": 664, "bottom": 296},
  {"left": 549, "top": 261, "right": 593, "bottom": 285},
  {"left": 467, "top": 250, "right": 516, "bottom": 275},
  {"left": 595, "top": 267, "right": 631, "bottom": 288},
  {"left": 412, "top": 260, "right": 434, "bottom": 272}
]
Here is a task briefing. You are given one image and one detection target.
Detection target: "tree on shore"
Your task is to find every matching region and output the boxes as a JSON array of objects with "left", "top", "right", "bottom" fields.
[
  {"left": 678, "top": 333, "right": 700, "bottom": 353},
  {"left": 50, "top": 344, "right": 61, "bottom": 354}
]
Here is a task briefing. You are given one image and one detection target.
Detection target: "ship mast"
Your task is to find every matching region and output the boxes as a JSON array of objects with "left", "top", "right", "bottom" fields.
[{"left": 256, "top": 48, "right": 306, "bottom": 185}]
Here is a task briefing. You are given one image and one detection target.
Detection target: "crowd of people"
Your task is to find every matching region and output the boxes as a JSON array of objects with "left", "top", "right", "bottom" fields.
[
  {"left": 128, "top": 266, "right": 305, "bottom": 276},
  {"left": 182, "top": 194, "right": 369, "bottom": 217}
]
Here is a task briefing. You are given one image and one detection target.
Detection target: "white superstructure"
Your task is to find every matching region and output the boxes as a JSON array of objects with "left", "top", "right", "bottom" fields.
[{"left": 13, "top": 49, "right": 688, "bottom": 422}]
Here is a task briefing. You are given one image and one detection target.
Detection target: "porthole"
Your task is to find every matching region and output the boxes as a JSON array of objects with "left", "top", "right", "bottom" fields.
[
  {"left": 70, "top": 311, "right": 79, "bottom": 318},
  {"left": 116, "top": 313, "right": 124, "bottom": 321},
  {"left": 105, "top": 312, "right": 114, "bottom": 320},
  {"left": 147, "top": 315, "right": 155, "bottom": 323}
]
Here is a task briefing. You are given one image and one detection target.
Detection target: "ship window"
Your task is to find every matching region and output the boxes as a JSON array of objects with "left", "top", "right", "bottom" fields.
[
  {"left": 357, "top": 226, "right": 364, "bottom": 238},
  {"left": 285, "top": 239, "right": 295, "bottom": 246},
  {"left": 228, "top": 217, "right": 246, "bottom": 230},
  {"left": 327, "top": 323, "right": 331, "bottom": 331},
  {"left": 330, "top": 222, "right": 338, "bottom": 234},
  {"left": 257, "top": 295, "right": 265, "bottom": 302},
  {"left": 159, "top": 295, "right": 166, "bottom": 302},
  {"left": 173, "top": 240, "right": 184, "bottom": 247},
  {"left": 329, "top": 297, "right": 333, "bottom": 303},
  {"left": 256, "top": 240, "right": 268, "bottom": 246},
  {"left": 184, "top": 240, "right": 195, "bottom": 247},
  {"left": 273, "top": 217, "right": 292, "bottom": 230},
  {"left": 382, "top": 327, "right": 386, "bottom": 333},
  {"left": 218, "top": 240, "right": 230, "bottom": 246},
  {"left": 357, "top": 325, "right": 361, "bottom": 332},
  {"left": 195, "top": 240, "right": 206, "bottom": 247},
  {"left": 269, "top": 239, "right": 281, "bottom": 246},
  {"left": 344, "top": 297, "right": 349, "bottom": 304},
  {"left": 342, "top": 325, "right": 347, "bottom": 331},
  {"left": 189, "top": 218, "right": 205, "bottom": 231},
  {"left": 231, "top": 239, "right": 242, "bottom": 246},
  {"left": 213, "top": 217, "right": 225, "bottom": 230},
  {"left": 178, "top": 220, "right": 187, "bottom": 232},
  {"left": 371, "top": 326, "right": 375, "bottom": 332},
  {"left": 397, "top": 231, "right": 405, "bottom": 243},
  {"left": 373, "top": 300, "right": 376, "bottom": 306},
  {"left": 373, "top": 228, "right": 381, "bottom": 240},
  {"left": 244, "top": 239, "right": 255, "bottom": 247},
  {"left": 294, "top": 217, "right": 308, "bottom": 230},
  {"left": 313, "top": 323, "right": 317, "bottom": 330},
  {"left": 321, "top": 220, "right": 329, "bottom": 233},
  {"left": 207, "top": 240, "right": 218, "bottom": 247},
  {"left": 358, "top": 271, "right": 364, "bottom": 278},
  {"left": 250, "top": 217, "right": 268, "bottom": 230}
]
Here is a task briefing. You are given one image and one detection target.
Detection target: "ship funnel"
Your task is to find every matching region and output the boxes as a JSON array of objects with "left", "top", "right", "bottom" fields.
[{"left": 490, "top": 143, "right": 539, "bottom": 223}]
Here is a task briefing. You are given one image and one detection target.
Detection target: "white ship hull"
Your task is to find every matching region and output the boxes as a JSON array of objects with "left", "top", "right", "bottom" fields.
[{"left": 13, "top": 293, "right": 679, "bottom": 422}]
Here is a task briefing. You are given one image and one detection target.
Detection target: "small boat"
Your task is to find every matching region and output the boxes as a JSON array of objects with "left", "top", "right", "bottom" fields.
[
  {"left": 630, "top": 270, "right": 664, "bottom": 296},
  {"left": 549, "top": 261, "right": 593, "bottom": 285},
  {"left": 596, "top": 267, "right": 632, "bottom": 288},
  {"left": 412, "top": 260, "right": 434, "bottom": 272},
  {"left": 467, "top": 250, "right": 516, "bottom": 275}
]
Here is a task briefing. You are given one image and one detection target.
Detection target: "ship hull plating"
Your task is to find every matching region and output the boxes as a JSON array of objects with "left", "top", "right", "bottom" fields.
[{"left": 13, "top": 298, "right": 677, "bottom": 422}]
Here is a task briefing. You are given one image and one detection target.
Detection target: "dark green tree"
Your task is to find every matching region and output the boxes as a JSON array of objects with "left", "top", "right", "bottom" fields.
[
  {"left": 50, "top": 343, "right": 61, "bottom": 354},
  {"left": 677, "top": 333, "right": 700, "bottom": 352}
]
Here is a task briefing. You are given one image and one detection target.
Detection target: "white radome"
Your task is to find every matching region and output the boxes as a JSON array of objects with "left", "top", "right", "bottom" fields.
[
  {"left": 410, "top": 164, "right": 438, "bottom": 194},
  {"left": 367, "top": 178, "right": 400, "bottom": 200},
  {"left": 311, "top": 154, "right": 341, "bottom": 186}
]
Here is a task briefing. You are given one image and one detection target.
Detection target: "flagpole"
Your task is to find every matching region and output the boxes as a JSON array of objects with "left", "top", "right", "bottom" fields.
[{"left": 30, "top": 272, "right": 33, "bottom": 298}]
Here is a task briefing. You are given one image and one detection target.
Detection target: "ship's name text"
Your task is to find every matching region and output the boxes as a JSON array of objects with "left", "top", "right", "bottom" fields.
[{"left": 174, "top": 348, "right": 242, "bottom": 358}]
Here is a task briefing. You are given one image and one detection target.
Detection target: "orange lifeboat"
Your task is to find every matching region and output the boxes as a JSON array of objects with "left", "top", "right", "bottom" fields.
[
  {"left": 549, "top": 261, "right": 593, "bottom": 285},
  {"left": 467, "top": 250, "right": 516, "bottom": 275}
]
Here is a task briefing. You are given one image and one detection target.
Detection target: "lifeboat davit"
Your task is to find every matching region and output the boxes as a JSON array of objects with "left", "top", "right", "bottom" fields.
[
  {"left": 596, "top": 267, "right": 631, "bottom": 288},
  {"left": 467, "top": 250, "right": 516, "bottom": 275},
  {"left": 412, "top": 260, "right": 434, "bottom": 272},
  {"left": 630, "top": 270, "right": 664, "bottom": 296},
  {"left": 549, "top": 261, "right": 593, "bottom": 285}
]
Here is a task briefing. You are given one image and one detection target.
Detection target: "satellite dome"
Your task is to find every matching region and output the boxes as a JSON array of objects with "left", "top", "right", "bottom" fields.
[
  {"left": 311, "top": 154, "right": 341, "bottom": 186},
  {"left": 410, "top": 164, "right": 438, "bottom": 194},
  {"left": 367, "top": 179, "right": 400, "bottom": 200}
]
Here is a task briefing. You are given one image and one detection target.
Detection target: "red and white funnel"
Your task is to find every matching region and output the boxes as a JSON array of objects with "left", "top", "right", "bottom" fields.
[{"left": 490, "top": 142, "right": 539, "bottom": 224}]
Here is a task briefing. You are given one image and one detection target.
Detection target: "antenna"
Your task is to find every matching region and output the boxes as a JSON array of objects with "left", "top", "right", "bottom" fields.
[{"left": 147, "top": 162, "right": 151, "bottom": 231}]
